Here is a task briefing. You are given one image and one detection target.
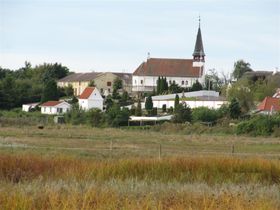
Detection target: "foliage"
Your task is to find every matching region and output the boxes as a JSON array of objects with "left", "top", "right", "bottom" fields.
[
  {"left": 88, "top": 80, "right": 95, "bottom": 87},
  {"left": 229, "top": 98, "right": 241, "bottom": 119},
  {"left": 191, "top": 80, "right": 203, "bottom": 91},
  {"left": 162, "top": 104, "right": 167, "bottom": 113},
  {"left": 168, "top": 81, "right": 182, "bottom": 93},
  {"left": 172, "top": 103, "right": 192, "bottom": 123},
  {"left": 87, "top": 108, "right": 104, "bottom": 127},
  {"left": 105, "top": 95, "right": 114, "bottom": 111},
  {"left": 106, "top": 104, "right": 129, "bottom": 127},
  {"left": 236, "top": 115, "right": 279, "bottom": 136},
  {"left": 227, "top": 78, "right": 254, "bottom": 112},
  {"left": 157, "top": 77, "right": 168, "bottom": 94},
  {"left": 41, "top": 79, "right": 59, "bottom": 103},
  {"left": 120, "top": 91, "right": 130, "bottom": 106},
  {"left": 135, "top": 100, "right": 142, "bottom": 116},
  {"left": 145, "top": 96, "right": 153, "bottom": 115},
  {"left": 64, "top": 104, "right": 87, "bottom": 125},
  {"left": 232, "top": 59, "right": 252, "bottom": 80},
  {"left": 174, "top": 94, "right": 179, "bottom": 112},
  {"left": 192, "top": 107, "right": 219, "bottom": 122},
  {"left": 0, "top": 63, "right": 69, "bottom": 110},
  {"left": 204, "top": 68, "right": 223, "bottom": 92}
]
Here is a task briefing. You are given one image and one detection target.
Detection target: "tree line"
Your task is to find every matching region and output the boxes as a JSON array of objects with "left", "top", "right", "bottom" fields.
[{"left": 0, "top": 62, "right": 71, "bottom": 109}]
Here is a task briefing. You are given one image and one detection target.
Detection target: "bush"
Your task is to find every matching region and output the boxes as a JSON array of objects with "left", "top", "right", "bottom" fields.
[
  {"left": 87, "top": 108, "right": 104, "bottom": 127},
  {"left": 162, "top": 104, "right": 167, "bottom": 113},
  {"left": 192, "top": 107, "right": 219, "bottom": 122},
  {"left": 172, "top": 104, "right": 192, "bottom": 123},
  {"left": 236, "top": 115, "right": 276, "bottom": 136}
]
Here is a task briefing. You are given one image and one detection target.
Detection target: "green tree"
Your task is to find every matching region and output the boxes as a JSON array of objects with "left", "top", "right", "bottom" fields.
[
  {"left": 191, "top": 80, "right": 203, "bottom": 91},
  {"left": 135, "top": 100, "right": 142, "bottom": 116},
  {"left": 87, "top": 108, "right": 104, "bottom": 127},
  {"left": 232, "top": 59, "right": 252, "bottom": 80},
  {"left": 156, "top": 77, "right": 160, "bottom": 94},
  {"left": 145, "top": 95, "right": 153, "bottom": 116},
  {"left": 169, "top": 81, "right": 181, "bottom": 93},
  {"left": 192, "top": 107, "right": 219, "bottom": 122},
  {"left": 174, "top": 94, "right": 180, "bottom": 112},
  {"left": 229, "top": 98, "right": 241, "bottom": 119},
  {"left": 41, "top": 79, "right": 59, "bottom": 103},
  {"left": 106, "top": 104, "right": 129, "bottom": 127},
  {"left": 88, "top": 80, "right": 95, "bottom": 87},
  {"left": 172, "top": 103, "right": 192, "bottom": 123}
]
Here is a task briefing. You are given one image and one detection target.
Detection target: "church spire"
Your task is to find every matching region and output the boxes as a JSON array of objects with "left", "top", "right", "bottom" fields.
[{"left": 193, "top": 16, "right": 205, "bottom": 62}]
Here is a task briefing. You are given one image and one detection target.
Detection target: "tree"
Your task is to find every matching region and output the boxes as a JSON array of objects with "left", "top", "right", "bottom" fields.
[
  {"left": 113, "top": 77, "right": 123, "bottom": 90},
  {"left": 191, "top": 80, "right": 203, "bottom": 91},
  {"left": 106, "top": 104, "right": 129, "bottom": 127},
  {"left": 145, "top": 95, "right": 153, "bottom": 116},
  {"left": 232, "top": 60, "right": 252, "bottom": 80},
  {"left": 41, "top": 79, "right": 59, "bottom": 103},
  {"left": 227, "top": 78, "right": 254, "bottom": 112},
  {"left": 112, "top": 78, "right": 123, "bottom": 99},
  {"left": 192, "top": 107, "right": 219, "bottom": 122},
  {"left": 156, "top": 77, "right": 160, "bottom": 94},
  {"left": 204, "top": 69, "right": 223, "bottom": 92},
  {"left": 88, "top": 80, "right": 95, "bottom": 87},
  {"left": 135, "top": 100, "right": 142, "bottom": 116},
  {"left": 174, "top": 94, "right": 180, "bottom": 112},
  {"left": 87, "top": 108, "right": 104, "bottom": 127},
  {"left": 229, "top": 98, "right": 241, "bottom": 119},
  {"left": 169, "top": 81, "right": 181, "bottom": 93},
  {"left": 172, "top": 103, "right": 192, "bottom": 123},
  {"left": 64, "top": 85, "right": 74, "bottom": 97}
]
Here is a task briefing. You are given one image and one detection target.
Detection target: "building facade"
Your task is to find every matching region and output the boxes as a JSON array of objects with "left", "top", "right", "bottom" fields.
[
  {"left": 58, "top": 72, "right": 132, "bottom": 96},
  {"left": 132, "top": 22, "right": 205, "bottom": 93}
]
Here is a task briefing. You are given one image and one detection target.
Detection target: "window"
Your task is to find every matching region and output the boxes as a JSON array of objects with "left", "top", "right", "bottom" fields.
[
  {"left": 100, "top": 88, "right": 104, "bottom": 93},
  {"left": 44, "top": 107, "right": 46, "bottom": 112},
  {"left": 57, "top": 108, "right": 63, "bottom": 113},
  {"left": 169, "top": 80, "right": 172, "bottom": 84},
  {"left": 107, "top": 81, "right": 112, "bottom": 87},
  {"left": 181, "top": 81, "right": 184, "bottom": 85},
  {"left": 173, "top": 80, "right": 175, "bottom": 84},
  {"left": 186, "top": 81, "right": 188, "bottom": 86},
  {"left": 135, "top": 80, "right": 137, "bottom": 84},
  {"left": 108, "top": 88, "right": 111, "bottom": 93},
  {"left": 140, "top": 80, "right": 143, "bottom": 85}
]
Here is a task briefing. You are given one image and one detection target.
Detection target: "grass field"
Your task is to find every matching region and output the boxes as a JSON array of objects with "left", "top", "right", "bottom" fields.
[{"left": 0, "top": 126, "right": 279, "bottom": 209}]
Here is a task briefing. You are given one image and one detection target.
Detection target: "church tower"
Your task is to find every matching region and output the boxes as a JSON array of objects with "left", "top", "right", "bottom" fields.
[{"left": 192, "top": 17, "right": 205, "bottom": 69}]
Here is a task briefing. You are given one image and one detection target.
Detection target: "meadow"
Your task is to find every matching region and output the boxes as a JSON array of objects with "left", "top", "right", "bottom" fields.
[{"left": 0, "top": 125, "right": 279, "bottom": 209}]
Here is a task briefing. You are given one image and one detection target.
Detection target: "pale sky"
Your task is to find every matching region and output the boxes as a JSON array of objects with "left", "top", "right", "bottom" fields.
[{"left": 0, "top": 0, "right": 279, "bottom": 75}]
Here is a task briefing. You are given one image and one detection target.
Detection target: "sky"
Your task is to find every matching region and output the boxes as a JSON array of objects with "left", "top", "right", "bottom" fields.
[{"left": 0, "top": 0, "right": 279, "bottom": 76}]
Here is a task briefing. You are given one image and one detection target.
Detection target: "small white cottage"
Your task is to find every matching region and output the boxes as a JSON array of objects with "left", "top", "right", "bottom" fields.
[
  {"left": 78, "top": 87, "right": 104, "bottom": 110},
  {"left": 40, "top": 101, "right": 71, "bottom": 115}
]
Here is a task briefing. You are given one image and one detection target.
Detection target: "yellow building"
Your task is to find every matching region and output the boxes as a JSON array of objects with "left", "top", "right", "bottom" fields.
[{"left": 57, "top": 72, "right": 132, "bottom": 96}]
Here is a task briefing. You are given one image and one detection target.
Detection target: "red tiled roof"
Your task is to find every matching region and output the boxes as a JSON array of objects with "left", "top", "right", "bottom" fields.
[
  {"left": 40, "top": 101, "right": 63, "bottom": 107},
  {"left": 79, "top": 87, "right": 95, "bottom": 99},
  {"left": 257, "top": 97, "right": 280, "bottom": 111},
  {"left": 133, "top": 58, "right": 202, "bottom": 77}
]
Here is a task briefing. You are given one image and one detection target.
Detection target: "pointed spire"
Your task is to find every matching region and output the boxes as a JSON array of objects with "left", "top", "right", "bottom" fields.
[{"left": 193, "top": 16, "right": 205, "bottom": 61}]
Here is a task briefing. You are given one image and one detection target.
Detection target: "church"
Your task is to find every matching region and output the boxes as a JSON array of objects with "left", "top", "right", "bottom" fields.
[{"left": 132, "top": 21, "right": 205, "bottom": 93}]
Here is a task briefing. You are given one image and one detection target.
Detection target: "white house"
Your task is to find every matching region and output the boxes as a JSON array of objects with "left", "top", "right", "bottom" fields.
[
  {"left": 147, "top": 91, "right": 227, "bottom": 110},
  {"left": 78, "top": 87, "right": 104, "bottom": 110},
  {"left": 132, "top": 22, "right": 205, "bottom": 93},
  {"left": 40, "top": 101, "right": 71, "bottom": 115},
  {"left": 22, "top": 102, "right": 39, "bottom": 112}
]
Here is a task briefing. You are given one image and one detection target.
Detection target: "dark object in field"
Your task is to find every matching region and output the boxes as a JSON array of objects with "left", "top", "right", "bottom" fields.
[{"left": 38, "top": 125, "right": 44, "bottom": 129}]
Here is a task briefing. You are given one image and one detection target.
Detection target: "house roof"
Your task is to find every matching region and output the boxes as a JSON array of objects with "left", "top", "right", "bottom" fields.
[
  {"left": 79, "top": 87, "right": 95, "bottom": 99},
  {"left": 133, "top": 58, "right": 201, "bottom": 77},
  {"left": 58, "top": 72, "right": 102, "bottom": 82},
  {"left": 257, "top": 97, "right": 280, "bottom": 112},
  {"left": 40, "top": 101, "right": 63, "bottom": 107}
]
